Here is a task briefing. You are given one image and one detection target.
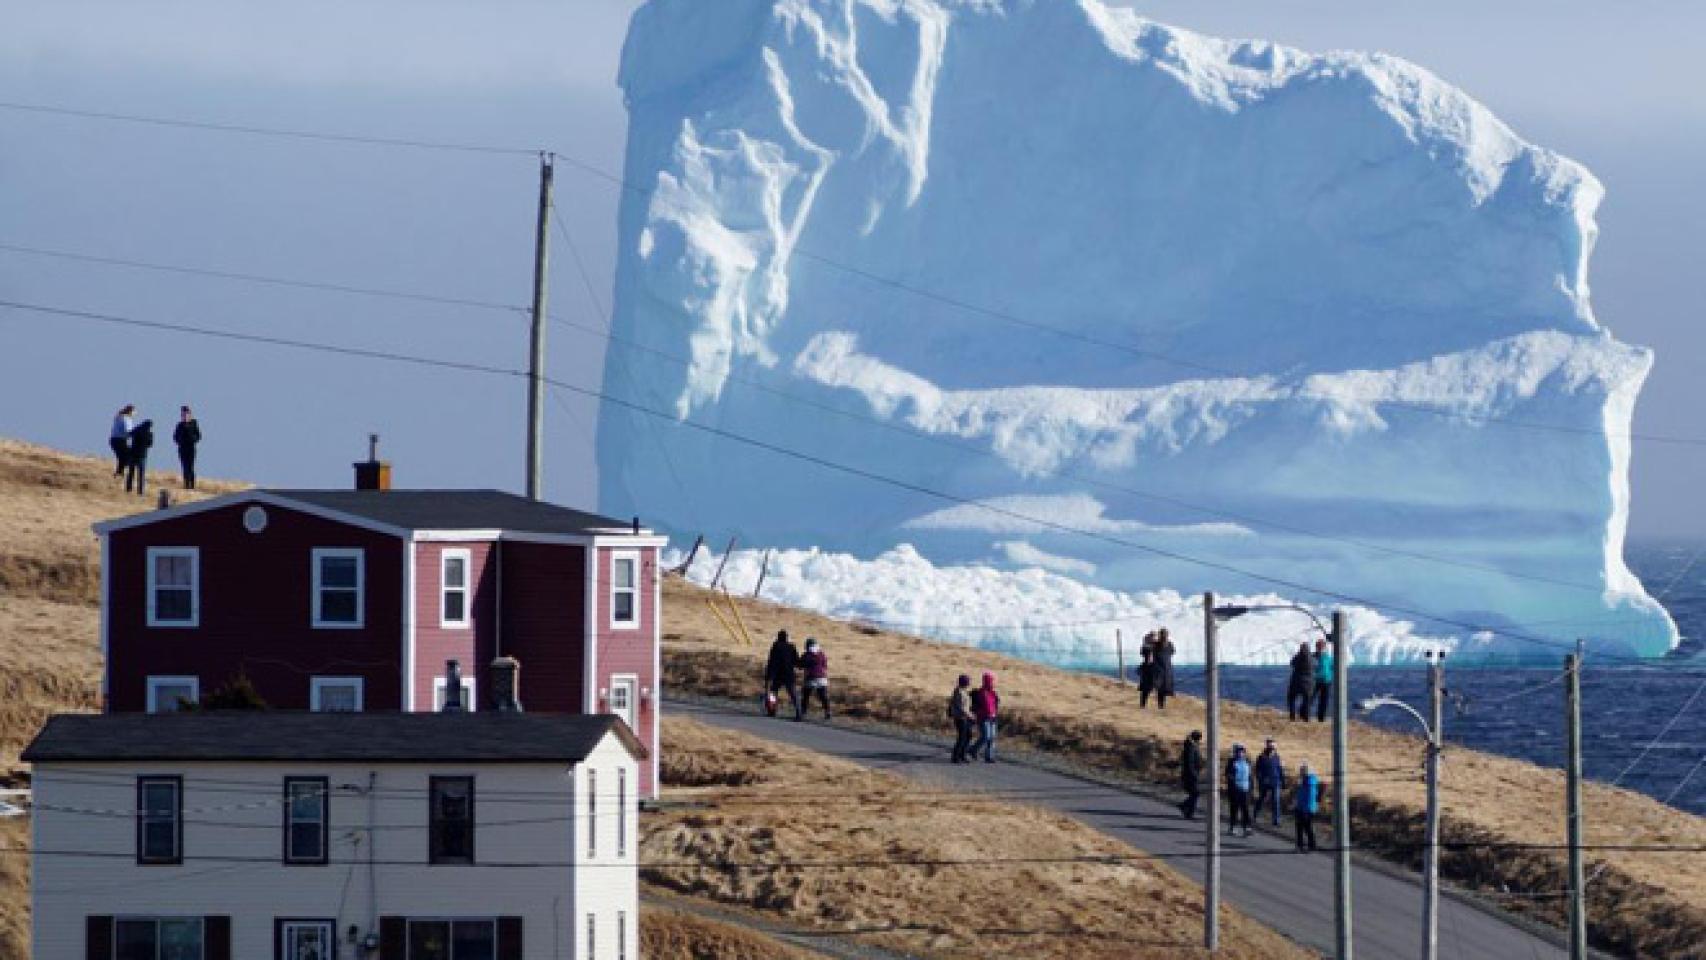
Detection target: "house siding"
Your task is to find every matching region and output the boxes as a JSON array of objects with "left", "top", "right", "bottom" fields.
[
  {"left": 592, "top": 545, "right": 659, "bottom": 796},
  {"left": 412, "top": 541, "right": 497, "bottom": 710},
  {"left": 107, "top": 501, "right": 403, "bottom": 712},
  {"left": 499, "top": 541, "right": 588, "bottom": 716}
]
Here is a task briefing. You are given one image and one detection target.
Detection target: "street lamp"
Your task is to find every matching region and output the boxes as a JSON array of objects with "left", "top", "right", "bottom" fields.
[
  {"left": 1359, "top": 651, "right": 1446, "bottom": 960},
  {"left": 1211, "top": 602, "right": 1331, "bottom": 642}
]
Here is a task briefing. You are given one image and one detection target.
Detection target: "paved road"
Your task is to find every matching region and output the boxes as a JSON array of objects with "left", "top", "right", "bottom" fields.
[{"left": 674, "top": 699, "right": 1570, "bottom": 960}]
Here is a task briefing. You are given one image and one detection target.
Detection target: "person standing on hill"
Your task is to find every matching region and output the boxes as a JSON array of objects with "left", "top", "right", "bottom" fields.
[
  {"left": 799, "top": 638, "right": 831, "bottom": 720},
  {"left": 173, "top": 406, "right": 201, "bottom": 490},
  {"left": 764, "top": 629, "right": 801, "bottom": 720},
  {"left": 968, "top": 671, "right": 1001, "bottom": 763},
  {"left": 1255, "top": 738, "right": 1286, "bottom": 827},
  {"left": 1293, "top": 762, "right": 1322, "bottom": 852},
  {"left": 1287, "top": 642, "right": 1315, "bottom": 721},
  {"left": 1226, "top": 743, "right": 1254, "bottom": 837},
  {"left": 109, "top": 405, "right": 135, "bottom": 477},
  {"left": 1136, "top": 645, "right": 1157, "bottom": 708},
  {"left": 1151, "top": 628, "right": 1176, "bottom": 710},
  {"left": 1178, "top": 730, "right": 1204, "bottom": 819},
  {"left": 1312, "top": 638, "right": 1335, "bottom": 722},
  {"left": 125, "top": 419, "right": 154, "bottom": 496},
  {"left": 948, "top": 674, "right": 974, "bottom": 763}
]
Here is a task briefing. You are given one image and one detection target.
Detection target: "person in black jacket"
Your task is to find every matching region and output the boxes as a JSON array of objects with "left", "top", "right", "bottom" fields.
[
  {"left": 1287, "top": 642, "right": 1316, "bottom": 721},
  {"left": 763, "top": 630, "right": 801, "bottom": 720},
  {"left": 1179, "top": 729, "right": 1205, "bottom": 819},
  {"left": 1151, "top": 628, "right": 1176, "bottom": 709},
  {"left": 125, "top": 420, "right": 154, "bottom": 496},
  {"left": 173, "top": 406, "right": 202, "bottom": 490},
  {"left": 1137, "top": 645, "right": 1157, "bottom": 708},
  {"left": 948, "top": 674, "right": 974, "bottom": 763}
]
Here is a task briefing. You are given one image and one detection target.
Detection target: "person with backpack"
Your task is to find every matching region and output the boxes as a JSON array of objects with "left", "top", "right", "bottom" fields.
[
  {"left": 1287, "top": 642, "right": 1315, "bottom": 721},
  {"left": 967, "top": 671, "right": 1000, "bottom": 763},
  {"left": 764, "top": 630, "right": 801, "bottom": 720},
  {"left": 1255, "top": 738, "right": 1286, "bottom": 827},
  {"left": 1225, "top": 743, "right": 1254, "bottom": 837},
  {"left": 1179, "top": 730, "right": 1204, "bottom": 819},
  {"left": 1136, "top": 645, "right": 1157, "bottom": 708},
  {"left": 1312, "top": 638, "right": 1335, "bottom": 722},
  {"left": 948, "top": 674, "right": 974, "bottom": 763},
  {"left": 125, "top": 419, "right": 154, "bottom": 496},
  {"left": 173, "top": 406, "right": 202, "bottom": 490},
  {"left": 1151, "top": 628, "right": 1176, "bottom": 709},
  {"left": 799, "top": 639, "right": 831, "bottom": 719},
  {"left": 109, "top": 404, "right": 135, "bottom": 478},
  {"left": 1293, "top": 762, "right": 1322, "bottom": 852}
]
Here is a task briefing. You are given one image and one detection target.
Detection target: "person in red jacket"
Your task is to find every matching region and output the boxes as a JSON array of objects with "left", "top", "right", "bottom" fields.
[
  {"left": 799, "top": 639, "right": 831, "bottom": 720},
  {"left": 967, "top": 671, "right": 1001, "bottom": 763}
]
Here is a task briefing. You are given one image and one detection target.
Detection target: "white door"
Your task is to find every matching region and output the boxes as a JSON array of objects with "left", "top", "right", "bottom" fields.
[
  {"left": 282, "top": 921, "right": 334, "bottom": 960},
  {"left": 610, "top": 674, "right": 638, "bottom": 730}
]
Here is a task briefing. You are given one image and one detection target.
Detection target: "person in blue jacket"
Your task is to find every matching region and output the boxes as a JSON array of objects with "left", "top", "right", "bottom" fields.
[
  {"left": 1225, "top": 743, "right": 1254, "bottom": 837},
  {"left": 1293, "top": 762, "right": 1322, "bottom": 852},
  {"left": 1312, "top": 638, "right": 1335, "bottom": 722},
  {"left": 1254, "top": 738, "right": 1286, "bottom": 827}
]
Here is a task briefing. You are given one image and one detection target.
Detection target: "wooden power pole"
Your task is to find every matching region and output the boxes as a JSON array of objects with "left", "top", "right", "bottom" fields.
[
  {"left": 1566, "top": 648, "right": 1586, "bottom": 959},
  {"left": 525, "top": 153, "right": 555, "bottom": 501},
  {"left": 1204, "top": 591, "right": 1221, "bottom": 952},
  {"left": 1332, "top": 609, "right": 1353, "bottom": 960}
]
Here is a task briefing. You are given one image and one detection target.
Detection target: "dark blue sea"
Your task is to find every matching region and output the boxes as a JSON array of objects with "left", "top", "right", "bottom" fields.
[{"left": 1172, "top": 542, "right": 1706, "bottom": 816}]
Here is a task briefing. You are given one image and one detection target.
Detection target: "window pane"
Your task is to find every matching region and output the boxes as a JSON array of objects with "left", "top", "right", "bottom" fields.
[
  {"left": 613, "top": 558, "right": 634, "bottom": 589},
  {"left": 286, "top": 924, "right": 331, "bottom": 960},
  {"left": 154, "top": 588, "right": 193, "bottom": 622},
  {"left": 319, "top": 589, "right": 358, "bottom": 623},
  {"left": 116, "top": 920, "right": 156, "bottom": 960},
  {"left": 613, "top": 591, "right": 635, "bottom": 623},
  {"left": 290, "top": 822, "right": 323, "bottom": 860},
  {"left": 155, "top": 554, "right": 193, "bottom": 587},
  {"left": 452, "top": 921, "right": 496, "bottom": 960},
  {"left": 143, "top": 821, "right": 177, "bottom": 859},
  {"left": 319, "top": 556, "right": 358, "bottom": 588},
  {"left": 143, "top": 782, "right": 176, "bottom": 817},
  {"left": 317, "top": 684, "right": 358, "bottom": 712},
  {"left": 443, "top": 591, "right": 466, "bottom": 623},
  {"left": 153, "top": 683, "right": 194, "bottom": 711},
  {"left": 158, "top": 919, "right": 202, "bottom": 960},
  {"left": 432, "top": 778, "right": 474, "bottom": 862},
  {"left": 409, "top": 921, "right": 451, "bottom": 960},
  {"left": 444, "top": 556, "right": 467, "bottom": 588},
  {"left": 289, "top": 783, "right": 323, "bottom": 820}
]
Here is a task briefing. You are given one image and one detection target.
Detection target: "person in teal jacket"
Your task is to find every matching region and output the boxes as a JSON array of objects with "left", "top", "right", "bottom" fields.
[
  {"left": 1312, "top": 638, "right": 1334, "bottom": 722},
  {"left": 1293, "top": 762, "right": 1322, "bottom": 851}
]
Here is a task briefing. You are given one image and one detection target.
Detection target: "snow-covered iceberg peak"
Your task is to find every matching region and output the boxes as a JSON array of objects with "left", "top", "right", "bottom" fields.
[{"left": 602, "top": 0, "right": 1677, "bottom": 660}]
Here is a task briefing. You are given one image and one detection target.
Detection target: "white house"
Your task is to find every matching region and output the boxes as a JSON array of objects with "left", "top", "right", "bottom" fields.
[{"left": 24, "top": 711, "right": 643, "bottom": 960}]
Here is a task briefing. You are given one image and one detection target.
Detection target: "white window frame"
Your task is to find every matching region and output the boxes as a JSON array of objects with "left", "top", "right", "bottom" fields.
[
  {"left": 309, "top": 676, "right": 365, "bottom": 712},
  {"left": 616, "top": 767, "right": 628, "bottom": 859},
  {"left": 609, "top": 551, "right": 640, "bottom": 630},
  {"left": 311, "top": 548, "right": 365, "bottom": 629},
  {"left": 145, "top": 675, "right": 199, "bottom": 713},
  {"left": 608, "top": 674, "right": 638, "bottom": 732},
  {"left": 440, "top": 548, "right": 472, "bottom": 628},
  {"left": 586, "top": 768, "right": 597, "bottom": 859},
  {"left": 433, "top": 675, "right": 477, "bottom": 713},
  {"left": 145, "top": 547, "right": 200, "bottom": 628}
]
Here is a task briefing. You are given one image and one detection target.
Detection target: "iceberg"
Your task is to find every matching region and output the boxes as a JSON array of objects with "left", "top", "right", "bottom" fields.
[{"left": 600, "top": 0, "right": 1677, "bottom": 662}]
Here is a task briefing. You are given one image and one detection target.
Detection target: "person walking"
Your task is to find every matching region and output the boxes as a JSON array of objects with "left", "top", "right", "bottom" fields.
[
  {"left": 1151, "top": 628, "right": 1176, "bottom": 710},
  {"left": 1312, "top": 637, "right": 1335, "bottom": 722},
  {"left": 109, "top": 405, "right": 135, "bottom": 477},
  {"left": 799, "top": 639, "right": 831, "bottom": 719},
  {"left": 1136, "top": 645, "right": 1157, "bottom": 708},
  {"left": 1226, "top": 743, "right": 1254, "bottom": 837},
  {"left": 125, "top": 419, "right": 154, "bottom": 496},
  {"left": 1287, "top": 642, "right": 1315, "bottom": 721},
  {"left": 1178, "top": 730, "right": 1204, "bottom": 819},
  {"left": 948, "top": 674, "right": 974, "bottom": 763},
  {"left": 1255, "top": 738, "right": 1286, "bottom": 827},
  {"left": 1293, "top": 762, "right": 1322, "bottom": 852},
  {"left": 173, "top": 406, "right": 201, "bottom": 490},
  {"left": 967, "top": 671, "right": 1001, "bottom": 763},
  {"left": 764, "top": 629, "right": 801, "bottom": 719}
]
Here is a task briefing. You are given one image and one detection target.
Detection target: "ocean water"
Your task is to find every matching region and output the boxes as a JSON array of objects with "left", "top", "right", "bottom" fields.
[{"left": 1172, "top": 541, "right": 1706, "bottom": 816}]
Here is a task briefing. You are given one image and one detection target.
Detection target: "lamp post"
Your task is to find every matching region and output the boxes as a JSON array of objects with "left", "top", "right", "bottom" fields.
[{"left": 1359, "top": 651, "right": 1445, "bottom": 960}]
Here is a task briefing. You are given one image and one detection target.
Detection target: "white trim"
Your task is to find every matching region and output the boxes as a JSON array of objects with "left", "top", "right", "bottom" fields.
[
  {"left": 413, "top": 529, "right": 505, "bottom": 542},
  {"left": 651, "top": 545, "right": 662, "bottom": 798},
  {"left": 403, "top": 540, "right": 418, "bottom": 711},
  {"left": 93, "top": 490, "right": 409, "bottom": 538},
  {"left": 145, "top": 675, "right": 199, "bottom": 713},
  {"left": 100, "top": 534, "right": 111, "bottom": 705},
  {"left": 431, "top": 674, "right": 477, "bottom": 712},
  {"left": 588, "top": 534, "right": 668, "bottom": 549},
  {"left": 144, "top": 546, "right": 200, "bottom": 628},
  {"left": 440, "top": 548, "right": 473, "bottom": 629},
  {"left": 309, "top": 676, "right": 365, "bottom": 712},
  {"left": 608, "top": 550, "right": 640, "bottom": 631},
  {"left": 608, "top": 673, "right": 638, "bottom": 731},
  {"left": 583, "top": 545, "right": 597, "bottom": 714},
  {"left": 310, "top": 547, "right": 366, "bottom": 629}
]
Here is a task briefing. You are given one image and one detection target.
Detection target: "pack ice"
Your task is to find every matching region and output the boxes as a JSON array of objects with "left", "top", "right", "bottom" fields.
[{"left": 600, "top": 0, "right": 1678, "bottom": 662}]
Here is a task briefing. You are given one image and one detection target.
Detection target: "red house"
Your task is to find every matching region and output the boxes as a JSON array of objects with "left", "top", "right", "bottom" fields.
[{"left": 92, "top": 486, "right": 665, "bottom": 795}]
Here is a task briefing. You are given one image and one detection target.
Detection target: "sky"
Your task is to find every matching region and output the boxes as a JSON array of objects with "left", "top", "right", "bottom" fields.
[{"left": 1, "top": 0, "right": 1702, "bottom": 538}]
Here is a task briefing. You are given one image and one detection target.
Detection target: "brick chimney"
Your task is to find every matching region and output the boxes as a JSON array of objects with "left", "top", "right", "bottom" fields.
[{"left": 353, "top": 433, "right": 391, "bottom": 491}]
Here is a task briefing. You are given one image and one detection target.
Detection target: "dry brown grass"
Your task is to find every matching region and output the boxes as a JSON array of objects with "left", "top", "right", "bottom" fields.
[
  {"left": 650, "top": 717, "right": 1309, "bottom": 960},
  {"left": 640, "top": 904, "right": 827, "bottom": 960},
  {"left": 0, "top": 818, "right": 27, "bottom": 960},
  {"left": 663, "top": 577, "right": 1706, "bottom": 959}
]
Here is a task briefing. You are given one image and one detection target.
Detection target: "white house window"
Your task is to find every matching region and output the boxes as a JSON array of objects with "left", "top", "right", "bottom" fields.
[
  {"left": 586, "top": 914, "right": 596, "bottom": 960},
  {"left": 617, "top": 911, "right": 627, "bottom": 960},
  {"left": 586, "top": 769, "right": 597, "bottom": 859},
  {"left": 610, "top": 553, "right": 639, "bottom": 628},
  {"left": 617, "top": 768, "right": 628, "bottom": 859},
  {"left": 115, "top": 918, "right": 203, "bottom": 958},
  {"left": 136, "top": 776, "right": 182, "bottom": 864},
  {"left": 284, "top": 777, "right": 329, "bottom": 864},
  {"left": 145, "top": 676, "right": 199, "bottom": 714},
  {"left": 311, "top": 548, "right": 364, "bottom": 628},
  {"left": 309, "top": 676, "right": 364, "bottom": 712},
  {"left": 145, "top": 547, "right": 199, "bottom": 628},
  {"left": 433, "top": 675, "right": 477, "bottom": 713},
  {"left": 441, "top": 549, "right": 471, "bottom": 627},
  {"left": 407, "top": 919, "right": 495, "bottom": 959}
]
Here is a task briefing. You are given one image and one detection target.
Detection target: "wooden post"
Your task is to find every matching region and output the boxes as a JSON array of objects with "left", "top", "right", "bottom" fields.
[
  {"left": 1116, "top": 628, "right": 1126, "bottom": 684},
  {"left": 525, "top": 153, "right": 554, "bottom": 501},
  {"left": 709, "top": 536, "right": 737, "bottom": 590},
  {"left": 1566, "top": 648, "right": 1586, "bottom": 960},
  {"left": 1205, "top": 593, "right": 1220, "bottom": 952},
  {"left": 753, "top": 549, "right": 772, "bottom": 599}
]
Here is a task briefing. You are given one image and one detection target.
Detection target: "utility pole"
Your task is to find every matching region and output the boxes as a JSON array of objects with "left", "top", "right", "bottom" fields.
[
  {"left": 525, "top": 152, "right": 555, "bottom": 501},
  {"left": 1116, "top": 629, "right": 1127, "bottom": 685},
  {"left": 1204, "top": 591, "right": 1221, "bottom": 952},
  {"left": 1423, "top": 652, "right": 1444, "bottom": 960},
  {"left": 1566, "top": 647, "right": 1586, "bottom": 960},
  {"left": 1332, "top": 608, "right": 1353, "bottom": 960}
]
